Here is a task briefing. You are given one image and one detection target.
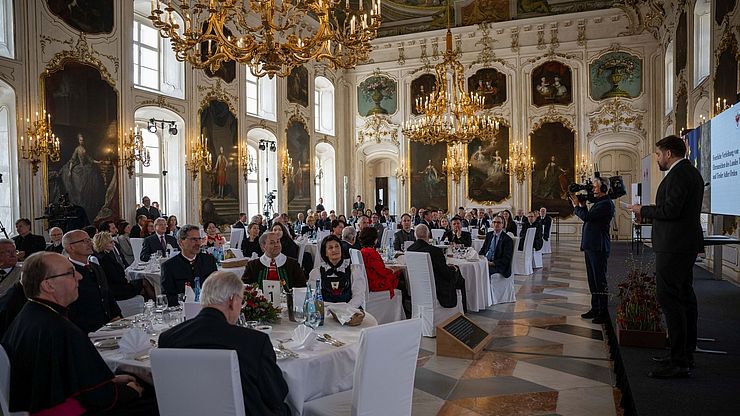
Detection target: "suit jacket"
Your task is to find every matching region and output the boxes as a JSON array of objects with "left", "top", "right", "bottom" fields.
[
  {"left": 12, "top": 234, "right": 46, "bottom": 258},
  {"left": 136, "top": 205, "right": 161, "bottom": 220},
  {"left": 505, "top": 219, "right": 518, "bottom": 236},
  {"left": 640, "top": 159, "right": 704, "bottom": 254},
  {"left": 45, "top": 243, "right": 64, "bottom": 254},
  {"left": 0, "top": 282, "right": 26, "bottom": 339},
  {"left": 393, "top": 229, "right": 415, "bottom": 251},
  {"left": 406, "top": 240, "right": 458, "bottom": 308},
  {"left": 232, "top": 221, "right": 246, "bottom": 229},
  {"left": 353, "top": 201, "right": 366, "bottom": 212},
  {"left": 158, "top": 308, "right": 289, "bottom": 416},
  {"left": 442, "top": 230, "right": 472, "bottom": 247},
  {"left": 301, "top": 225, "right": 318, "bottom": 235},
  {"left": 420, "top": 219, "right": 436, "bottom": 230},
  {"left": 574, "top": 196, "right": 615, "bottom": 253},
  {"left": 129, "top": 225, "right": 142, "bottom": 238},
  {"left": 479, "top": 231, "right": 514, "bottom": 277},
  {"left": 242, "top": 254, "right": 307, "bottom": 290},
  {"left": 140, "top": 233, "right": 180, "bottom": 262},
  {"left": 161, "top": 253, "right": 218, "bottom": 306},
  {"left": 69, "top": 262, "right": 122, "bottom": 333},
  {"left": 540, "top": 216, "right": 553, "bottom": 240},
  {"left": 94, "top": 251, "right": 139, "bottom": 301},
  {"left": 518, "top": 220, "right": 543, "bottom": 251},
  {"left": 0, "top": 266, "right": 21, "bottom": 296}
]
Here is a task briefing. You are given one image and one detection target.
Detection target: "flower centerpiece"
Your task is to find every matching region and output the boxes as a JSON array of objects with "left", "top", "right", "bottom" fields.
[
  {"left": 360, "top": 75, "right": 395, "bottom": 115},
  {"left": 241, "top": 284, "right": 281, "bottom": 323},
  {"left": 615, "top": 256, "right": 665, "bottom": 348}
]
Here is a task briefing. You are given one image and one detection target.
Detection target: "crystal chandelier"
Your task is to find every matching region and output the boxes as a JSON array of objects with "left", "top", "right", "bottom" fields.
[
  {"left": 402, "top": 5, "right": 498, "bottom": 145},
  {"left": 186, "top": 134, "right": 213, "bottom": 179},
  {"left": 394, "top": 160, "right": 408, "bottom": 186},
  {"left": 19, "top": 110, "right": 60, "bottom": 175},
  {"left": 149, "top": 0, "right": 382, "bottom": 78},
  {"left": 505, "top": 142, "right": 535, "bottom": 184},
  {"left": 121, "top": 127, "right": 152, "bottom": 178},
  {"left": 281, "top": 149, "right": 294, "bottom": 184},
  {"left": 442, "top": 144, "right": 469, "bottom": 182},
  {"left": 576, "top": 153, "right": 591, "bottom": 181}
]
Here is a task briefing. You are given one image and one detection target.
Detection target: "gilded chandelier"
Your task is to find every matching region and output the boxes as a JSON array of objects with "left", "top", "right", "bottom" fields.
[
  {"left": 121, "top": 127, "right": 152, "bottom": 178},
  {"left": 186, "top": 134, "right": 213, "bottom": 179},
  {"left": 442, "top": 144, "right": 469, "bottom": 182},
  {"left": 576, "top": 153, "right": 591, "bottom": 181},
  {"left": 281, "top": 149, "right": 294, "bottom": 184},
  {"left": 505, "top": 142, "right": 534, "bottom": 184},
  {"left": 149, "top": 0, "right": 382, "bottom": 78},
  {"left": 19, "top": 110, "right": 60, "bottom": 175}
]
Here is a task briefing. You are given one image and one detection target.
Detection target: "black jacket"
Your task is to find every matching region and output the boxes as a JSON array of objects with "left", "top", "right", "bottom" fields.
[
  {"left": 140, "top": 233, "right": 180, "bottom": 262},
  {"left": 69, "top": 262, "right": 122, "bottom": 333},
  {"left": 540, "top": 216, "right": 553, "bottom": 240},
  {"left": 136, "top": 205, "right": 161, "bottom": 220},
  {"left": 158, "top": 308, "right": 289, "bottom": 416},
  {"left": 574, "top": 196, "right": 615, "bottom": 253},
  {"left": 479, "top": 231, "right": 514, "bottom": 277},
  {"left": 442, "top": 230, "right": 472, "bottom": 247},
  {"left": 94, "top": 251, "right": 140, "bottom": 301},
  {"left": 406, "top": 240, "right": 458, "bottom": 308},
  {"left": 160, "top": 253, "right": 218, "bottom": 306},
  {"left": 393, "top": 229, "right": 415, "bottom": 251},
  {"left": 518, "top": 220, "right": 543, "bottom": 251},
  {"left": 12, "top": 234, "right": 46, "bottom": 258}
]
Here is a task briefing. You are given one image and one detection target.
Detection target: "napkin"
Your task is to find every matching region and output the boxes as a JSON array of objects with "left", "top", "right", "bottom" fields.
[
  {"left": 465, "top": 247, "right": 479, "bottom": 260},
  {"left": 118, "top": 328, "right": 152, "bottom": 359},
  {"left": 326, "top": 303, "right": 364, "bottom": 326},
  {"left": 284, "top": 324, "right": 316, "bottom": 350},
  {"left": 184, "top": 285, "right": 196, "bottom": 303}
]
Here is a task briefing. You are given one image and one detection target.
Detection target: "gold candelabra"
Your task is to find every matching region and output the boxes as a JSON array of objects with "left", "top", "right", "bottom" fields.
[
  {"left": 576, "top": 153, "right": 591, "bottom": 181},
  {"left": 394, "top": 160, "right": 408, "bottom": 186},
  {"left": 186, "top": 134, "right": 212, "bottom": 179},
  {"left": 121, "top": 127, "right": 151, "bottom": 178},
  {"left": 505, "top": 142, "right": 535, "bottom": 184},
  {"left": 714, "top": 97, "right": 731, "bottom": 115},
  {"left": 281, "top": 149, "right": 294, "bottom": 184},
  {"left": 19, "top": 110, "right": 60, "bottom": 175},
  {"left": 240, "top": 145, "right": 257, "bottom": 181},
  {"left": 149, "top": 0, "right": 382, "bottom": 78},
  {"left": 442, "top": 145, "right": 469, "bottom": 182}
]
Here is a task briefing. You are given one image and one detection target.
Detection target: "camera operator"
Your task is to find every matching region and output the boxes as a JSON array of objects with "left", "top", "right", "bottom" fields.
[{"left": 569, "top": 176, "right": 615, "bottom": 324}]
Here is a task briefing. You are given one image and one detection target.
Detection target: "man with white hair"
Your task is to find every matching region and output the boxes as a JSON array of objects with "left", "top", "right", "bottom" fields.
[
  {"left": 340, "top": 226, "right": 356, "bottom": 258},
  {"left": 159, "top": 271, "right": 289, "bottom": 415},
  {"left": 45, "top": 227, "right": 65, "bottom": 254},
  {"left": 140, "top": 217, "right": 179, "bottom": 262}
]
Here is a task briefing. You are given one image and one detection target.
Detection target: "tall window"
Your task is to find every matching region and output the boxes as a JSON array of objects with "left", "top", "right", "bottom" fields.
[
  {"left": 665, "top": 41, "right": 675, "bottom": 115},
  {"left": 0, "top": 0, "right": 14, "bottom": 58},
  {"left": 245, "top": 72, "right": 276, "bottom": 121},
  {"left": 247, "top": 129, "right": 279, "bottom": 218},
  {"left": 693, "top": 0, "right": 711, "bottom": 86},
  {"left": 133, "top": 2, "right": 185, "bottom": 98},
  {"left": 134, "top": 130, "right": 164, "bottom": 211},
  {"left": 314, "top": 76, "right": 335, "bottom": 135},
  {"left": 0, "top": 81, "right": 17, "bottom": 235},
  {"left": 314, "top": 142, "right": 336, "bottom": 211},
  {"left": 246, "top": 145, "right": 260, "bottom": 218}
]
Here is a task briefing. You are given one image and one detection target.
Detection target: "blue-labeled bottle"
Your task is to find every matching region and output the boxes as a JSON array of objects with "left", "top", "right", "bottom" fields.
[
  {"left": 387, "top": 237, "right": 395, "bottom": 261},
  {"left": 315, "top": 277, "right": 325, "bottom": 326},
  {"left": 194, "top": 276, "right": 201, "bottom": 302},
  {"left": 303, "top": 283, "right": 319, "bottom": 328}
]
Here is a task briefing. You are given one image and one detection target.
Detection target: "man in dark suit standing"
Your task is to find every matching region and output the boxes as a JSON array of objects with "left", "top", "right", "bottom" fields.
[
  {"left": 136, "top": 196, "right": 161, "bottom": 220},
  {"left": 570, "top": 177, "right": 614, "bottom": 325},
  {"left": 140, "top": 218, "right": 179, "bottom": 262},
  {"left": 539, "top": 207, "right": 552, "bottom": 243},
  {"left": 352, "top": 195, "right": 365, "bottom": 213},
  {"left": 629, "top": 136, "right": 704, "bottom": 379},
  {"left": 518, "top": 212, "right": 543, "bottom": 251},
  {"left": 160, "top": 224, "right": 218, "bottom": 306},
  {"left": 159, "top": 271, "right": 289, "bottom": 415},
  {"left": 443, "top": 217, "right": 472, "bottom": 247},
  {"left": 480, "top": 215, "right": 514, "bottom": 278},
  {"left": 233, "top": 213, "right": 248, "bottom": 229},
  {"left": 407, "top": 224, "right": 467, "bottom": 312}
]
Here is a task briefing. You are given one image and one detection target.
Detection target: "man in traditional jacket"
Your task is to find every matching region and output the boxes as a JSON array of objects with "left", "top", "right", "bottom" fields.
[{"left": 242, "top": 231, "right": 307, "bottom": 290}]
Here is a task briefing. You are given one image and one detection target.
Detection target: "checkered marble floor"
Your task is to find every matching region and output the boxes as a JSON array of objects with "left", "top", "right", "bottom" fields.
[{"left": 411, "top": 240, "right": 621, "bottom": 416}]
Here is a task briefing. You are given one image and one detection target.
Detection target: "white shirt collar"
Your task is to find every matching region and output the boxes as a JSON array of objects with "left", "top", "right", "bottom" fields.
[
  {"left": 260, "top": 253, "right": 286, "bottom": 267},
  {"left": 68, "top": 257, "right": 89, "bottom": 267},
  {"left": 666, "top": 158, "right": 682, "bottom": 175},
  {"left": 1, "top": 266, "right": 13, "bottom": 274},
  {"left": 180, "top": 253, "right": 196, "bottom": 262}
]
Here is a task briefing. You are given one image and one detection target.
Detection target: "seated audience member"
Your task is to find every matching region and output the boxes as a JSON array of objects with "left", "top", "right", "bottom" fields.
[
  {"left": 358, "top": 227, "right": 399, "bottom": 298},
  {"left": 161, "top": 224, "right": 218, "bottom": 306},
  {"left": 407, "top": 225, "right": 467, "bottom": 312},
  {"left": 438, "top": 216, "right": 450, "bottom": 232},
  {"left": 0, "top": 252, "right": 155, "bottom": 415},
  {"left": 301, "top": 215, "right": 318, "bottom": 236},
  {"left": 12, "top": 218, "right": 46, "bottom": 260},
  {"left": 514, "top": 209, "right": 526, "bottom": 222},
  {"left": 501, "top": 209, "right": 517, "bottom": 236},
  {"left": 166, "top": 215, "right": 180, "bottom": 237},
  {"left": 242, "top": 232, "right": 307, "bottom": 290},
  {"left": 63, "top": 230, "right": 122, "bottom": 332},
  {"left": 316, "top": 211, "right": 331, "bottom": 231},
  {"left": 204, "top": 220, "right": 225, "bottom": 249},
  {"left": 116, "top": 221, "right": 135, "bottom": 265},
  {"left": 340, "top": 226, "right": 356, "bottom": 259},
  {"left": 518, "top": 211, "right": 544, "bottom": 251},
  {"left": 241, "top": 222, "right": 264, "bottom": 259},
  {"left": 419, "top": 209, "right": 436, "bottom": 230},
  {"left": 0, "top": 280, "right": 25, "bottom": 338},
  {"left": 233, "top": 213, "right": 248, "bottom": 229},
  {"left": 140, "top": 217, "right": 179, "bottom": 262},
  {"left": 271, "top": 222, "right": 299, "bottom": 260},
  {"left": 393, "top": 213, "right": 416, "bottom": 251},
  {"left": 380, "top": 207, "right": 394, "bottom": 224},
  {"left": 140, "top": 219, "right": 155, "bottom": 238},
  {"left": 330, "top": 219, "right": 345, "bottom": 239},
  {"left": 93, "top": 232, "right": 154, "bottom": 301},
  {"left": 159, "top": 271, "right": 290, "bottom": 415},
  {"left": 97, "top": 220, "right": 119, "bottom": 237},
  {"left": 129, "top": 214, "right": 148, "bottom": 238},
  {"left": 45, "top": 227, "right": 65, "bottom": 254},
  {"left": 277, "top": 213, "right": 296, "bottom": 238},
  {"left": 253, "top": 214, "right": 267, "bottom": 234},
  {"left": 442, "top": 217, "right": 472, "bottom": 247},
  {"left": 294, "top": 212, "right": 306, "bottom": 231},
  {"left": 309, "top": 235, "right": 365, "bottom": 309},
  {"left": 480, "top": 215, "right": 514, "bottom": 278},
  {"left": 0, "top": 239, "right": 21, "bottom": 294},
  {"left": 539, "top": 207, "right": 552, "bottom": 243},
  {"left": 475, "top": 210, "right": 490, "bottom": 236}
]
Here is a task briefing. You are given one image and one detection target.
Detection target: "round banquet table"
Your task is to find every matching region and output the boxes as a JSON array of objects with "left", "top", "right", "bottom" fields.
[
  {"left": 98, "top": 310, "right": 377, "bottom": 415},
  {"left": 125, "top": 264, "right": 246, "bottom": 296}
]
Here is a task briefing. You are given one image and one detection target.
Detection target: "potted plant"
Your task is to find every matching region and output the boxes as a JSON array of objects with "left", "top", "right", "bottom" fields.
[
  {"left": 615, "top": 256, "right": 666, "bottom": 348},
  {"left": 241, "top": 284, "right": 282, "bottom": 323}
]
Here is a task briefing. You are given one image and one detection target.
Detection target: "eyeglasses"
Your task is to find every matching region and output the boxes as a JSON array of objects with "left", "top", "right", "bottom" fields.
[
  {"left": 69, "top": 237, "right": 92, "bottom": 245},
  {"left": 45, "top": 269, "right": 77, "bottom": 280}
]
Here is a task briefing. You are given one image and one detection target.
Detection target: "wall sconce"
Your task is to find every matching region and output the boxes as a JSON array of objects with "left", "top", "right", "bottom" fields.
[{"left": 281, "top": 149, "right": 294, "bottom": 184}]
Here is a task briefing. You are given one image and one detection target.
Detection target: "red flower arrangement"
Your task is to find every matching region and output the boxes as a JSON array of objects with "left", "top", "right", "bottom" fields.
[
  {"left": 241, "top": 284, "right": 281, "bottom": 323},
  {"left": 616, "top": 256, "right": 663, "bottom": 332}
]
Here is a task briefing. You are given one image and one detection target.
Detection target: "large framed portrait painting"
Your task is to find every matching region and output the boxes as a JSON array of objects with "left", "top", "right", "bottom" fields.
[
  {"left": 410, "top": 142, "right": 448, "bottom": 211},
  {"left": 467, "top": 125, "right": 510, "bottom": 203},
  {"left": 200, "top": 100, "right": 239, "bottom": 227},
  {"left": 530, "top": 122, "right": 575, "bottom": 217}
]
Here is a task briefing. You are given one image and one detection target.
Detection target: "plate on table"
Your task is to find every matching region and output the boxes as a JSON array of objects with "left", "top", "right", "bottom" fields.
[{"left": 94, "top": 338, "right": 120, "bottom": 350}]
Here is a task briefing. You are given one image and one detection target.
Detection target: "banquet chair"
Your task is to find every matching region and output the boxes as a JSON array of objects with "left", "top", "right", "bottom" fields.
[
  {"left": 403, "top": 240, "right": 414, "bottom": 251},
  {"left": 151, "top": 349, "right": 245, "bottom": 416},
  {"left": 533, "top": 246, "right": 543, "bottom": 269},
  {"left": 490, "top": 269, "right": 516, "bottom": 305},
  {"left": 512, "top": 228, "right": 535, "bottom": 276},
  {"left": 403, "top": 252, "right": 463, "bottom": 337},
  {"left": 303, "top": 318, "right": 422, "bottom": 416},
  {"left": 542, "top": 238, "right": 552, "bottom": 254},
  {"left": 430, "top": 228, "right": 445, "bottom": 242},
  {"left": 349, "top": 249, "right": 404, "bottom": 324},
  {"left": 0, "top": 345, "right": 29, "bottom": 416},
  {"left": 380, "top": 228, "right": 393, "bottom": 248},
  {"left": 116, "top": 295, "right": 144, "bottom": 318},
  {"left": 229, "top": 228, "right": 244, "bottom": 251},
  {"left": 130, "top": 238, "right": 144, "bottom": 265},
  {"left": 297, "top": 243, "right": 306, "bottom": 266}
]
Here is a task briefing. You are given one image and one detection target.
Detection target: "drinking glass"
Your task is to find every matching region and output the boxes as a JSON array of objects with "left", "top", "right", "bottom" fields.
[
  {"left": 156, "top": 295, "right": 168, "bottom": 312},
  {"left": 177, "top": 293, "right": 186, "bottom": 309},
  {"left": 305, "top": 311, "right": 321, "bottom": 329}
]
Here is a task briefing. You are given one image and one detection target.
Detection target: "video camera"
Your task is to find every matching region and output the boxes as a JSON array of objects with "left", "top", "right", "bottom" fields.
[{"left": 568, "top": 172, "right": 626, "bottom": 203}]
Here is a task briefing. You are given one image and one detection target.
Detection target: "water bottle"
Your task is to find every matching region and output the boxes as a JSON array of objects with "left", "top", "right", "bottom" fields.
[
  {"left": 387, "top": 237, "right": 395, "bottom": 261},
  {"left": 194, "top": 276, "right": 201, "bottom": 302},
  {"left": 303, "top": 283, "right": 320, "bottom": 328},
  {"left": 315, "top": 277, "right": 325, "bottom": 326}
]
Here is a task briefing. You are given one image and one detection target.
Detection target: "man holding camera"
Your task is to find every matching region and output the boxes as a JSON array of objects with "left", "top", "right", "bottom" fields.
[{"left": 569, "top": 176, "right": 614, "bottom": 324}]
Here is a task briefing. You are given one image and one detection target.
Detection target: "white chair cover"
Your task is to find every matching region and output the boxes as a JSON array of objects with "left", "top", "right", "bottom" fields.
[
  {"left": 229, "top": 228, "right": 244, "bottom": 250},
  {"left": 116, "top": 295, "right": 144, "bottom": 318},
  {"left": 380, "top": 229, "right": 392, "bottom": 247},
  {"left": 403, "top": 240, "right": 414, "bottom": 251},
  {"left": 542, "top": 238, "right": 552, "bottom": 254},
  {"left": 151, "top": 349, "right": 246, "bottom": 416},
  {"left": 130, "top": 238, "right": 144, "bottom": 265},
  {"left": 403, "top": 252, "right": 463, "bottom": 337},
  {"left": 490, "top": 272, "right": 516, "bottom": 305},
  {"left": 431, "top": 229, "right": 445, "bottom": 241},
  {"left": 533, "top": 247, "right": 543, "bottom": 268},
  {"left": 297, "top": 243, "right": 306, "bottom": 266},
  {"left": 0, "top": 345, "right": 29, "bottom": 416},
  {"left": 512, "top": 228, "right": 535, "bottom": 276},
  {"left": 316, "top": 230, "right": 330, "bottom": 246},
  {"left": 349, "top": 249, "right": 404, "bottom": 324},
  {"left": 303, "top": 319, "right": 422, "bottom": 416}
]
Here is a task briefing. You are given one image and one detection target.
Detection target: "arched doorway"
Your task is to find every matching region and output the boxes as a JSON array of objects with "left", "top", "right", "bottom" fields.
[{"left": 315, "top": 142, "right": 336, "bottom": 212}]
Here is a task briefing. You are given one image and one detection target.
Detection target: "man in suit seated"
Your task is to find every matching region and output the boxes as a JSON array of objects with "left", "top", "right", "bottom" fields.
[
  {"left": 340, "top": 226, "right": 356, "bottom": 259},
  {"left": 45, "top": 227, "right": 65, "bottom": 254},
  {"left": 159, "top": 271, "right": 289, "bottom": 415},
  {"left": 160, "top": 224, "right": 218, "bottom": 306},
  {"left": 539, "top": 207, "right": 552, "bottom": 243},
  {"left": 480, "top": 215, "right": 514, "bottom": 278},
  {"left": 442, "top": 217, "right": 472, "bottom": 247},
  {"left": 140, "top": 217, "right": 179, "bottom": 262},
  {"left": 518, "top": 211, "right": 543, "bottom": 251},
  {"left": 129, "top": 214, "right": 148, "bottom": 239},
  {"left": 393, "top": 213, "right": 415, "bottom": 251},
  {"left": 12, "top": 218, "right": 46, "bottom": 261},
  {"left": 242, "top": 231, "right": 307, "bottom": 290},
  {"left": 0, "top": 239, "right": 21, "bottom": 295},
  {"left": 406, "top": 225, "right": 467, "bottom": 312},
  {"left": 419, "top": 209, "right": 436, "bottom": 230}
]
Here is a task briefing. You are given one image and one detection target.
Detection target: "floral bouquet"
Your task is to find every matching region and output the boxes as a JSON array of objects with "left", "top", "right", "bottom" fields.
[
  {"left": 615, "top": 256, "right": 663, "bottom": 332},
  {"left": 360, "top": 76, "right": 395, "bottom": 101},
  {"left": 241, "top": 284, "right": 281, "bottom": 323}
]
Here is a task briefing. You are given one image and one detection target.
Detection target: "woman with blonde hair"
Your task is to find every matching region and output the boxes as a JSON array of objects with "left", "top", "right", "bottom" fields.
[{"left": 93, "top": 232, "right": 155, "bottom": 301}]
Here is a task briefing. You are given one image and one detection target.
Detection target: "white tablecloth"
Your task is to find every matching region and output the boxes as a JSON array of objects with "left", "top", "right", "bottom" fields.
[
  {"left": 125, "top": 265, "right": 246, "bottom": 296},
  {"left": 99, "top": 312, "right": 377, "bottom": 415}
]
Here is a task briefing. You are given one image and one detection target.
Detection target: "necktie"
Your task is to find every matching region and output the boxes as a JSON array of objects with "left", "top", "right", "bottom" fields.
[
  {"left": 267, "top": 259, "right": 279, "bottom": 280},
  {"left": 160, "top": 236, "right": 166, "bottom": 253},
  {"left": 487, "top": 234, "right": 498, "bottom": 261}
]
